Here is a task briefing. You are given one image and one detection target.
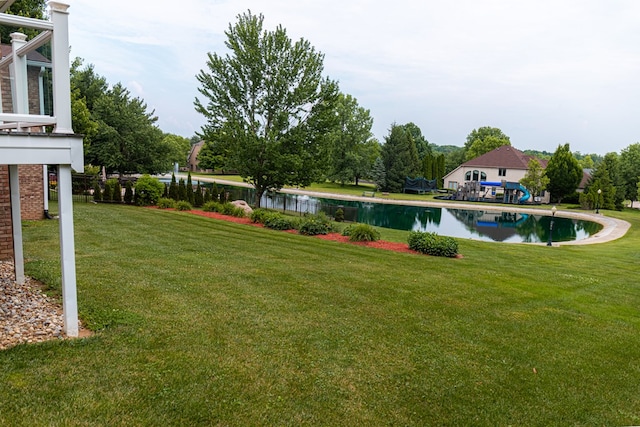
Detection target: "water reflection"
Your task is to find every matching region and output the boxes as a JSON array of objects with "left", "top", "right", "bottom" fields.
[{"left": 212, "top": 184, "right": 601, "bottom": 243}]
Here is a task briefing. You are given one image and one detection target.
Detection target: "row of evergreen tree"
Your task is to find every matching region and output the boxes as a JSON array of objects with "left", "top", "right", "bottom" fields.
[{"left": 93, "top": 173, "right": 230, "bottom": 207}]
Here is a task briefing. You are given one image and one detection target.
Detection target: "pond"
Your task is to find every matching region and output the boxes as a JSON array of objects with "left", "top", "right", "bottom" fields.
[{"left": 181, "top": 181, "right": 602, "bottom": 244}]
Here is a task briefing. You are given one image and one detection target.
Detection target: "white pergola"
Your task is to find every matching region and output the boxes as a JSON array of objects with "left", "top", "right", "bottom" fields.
[{"left": 0, "top": 1, "right": 83, "bottom": 336}]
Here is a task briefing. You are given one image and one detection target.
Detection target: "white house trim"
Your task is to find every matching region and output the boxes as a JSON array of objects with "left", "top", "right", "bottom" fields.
[{"left": 0, "top": 2, "right": 83, "bottom": 337}]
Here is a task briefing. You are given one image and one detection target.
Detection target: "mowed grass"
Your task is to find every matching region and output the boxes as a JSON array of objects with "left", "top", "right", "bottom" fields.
[{"left": 2, "top": 202, "right": 640, "bottom": 426}]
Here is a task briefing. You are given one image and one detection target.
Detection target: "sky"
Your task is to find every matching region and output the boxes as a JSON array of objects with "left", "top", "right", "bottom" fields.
[{"left": 64, "top": 0, "right": 640, "bottom": 155}]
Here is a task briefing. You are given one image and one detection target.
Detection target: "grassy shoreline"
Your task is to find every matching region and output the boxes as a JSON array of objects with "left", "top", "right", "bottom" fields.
[{"left": 1, "top": 202, "right": 639, "bottom": 425}]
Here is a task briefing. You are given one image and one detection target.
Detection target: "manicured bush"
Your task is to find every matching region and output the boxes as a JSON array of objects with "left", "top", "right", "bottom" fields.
[
  {"left": 134, "top": 174, "right": 165, "bottom": 206},
  {"left": 124, "top": 181, "right": 134, "bottom": 204},
  {"left": 92, "top": 181, "right": 102, "bottom": 202},
  {"left": 194, "top": 183, "right": 204, "bottom": 207},
  {"left": 298, "top": 212, "right": 333, "bottom": 236},
  {"left": 342, "top": 223, "right": 381, "bottom": 242},
  {"left": 102, "top": 179, "right": 114, "bottom": 202},
  {"left": 263, "top": 212, "right": 298, "bottom": 231},
  {"left": 250, "top": 208, "right": 271, "bottom": 224},
  {"left": 169, "top": 174, "right": 179, "bottom": 200},
  {"left": 407, "top": 231, "right": 458, "bottom": 257},
  {"left": 202, "top": 201, "right": 221, "bottom": 212},
  {"left": 112, "top": 180, "right": 122, "bottom": 203},
  {"left": 157, "top": 198, "right": 176, "bottom": 209},
  {"left": 176, "top": 201, "right": 193, "bottom": 211},
  {"left": 334, "top": 208, "right": 344, "bottom": 222}
]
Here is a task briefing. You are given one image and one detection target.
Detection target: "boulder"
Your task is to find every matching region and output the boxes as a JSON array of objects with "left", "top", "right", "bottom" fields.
[{"left": 231, "top": 200, "right": 253, "bottom": 215}]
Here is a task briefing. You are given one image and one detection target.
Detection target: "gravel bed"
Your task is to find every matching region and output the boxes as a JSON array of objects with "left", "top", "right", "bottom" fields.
[{"left": 0, "top": 261, "right": 67, "bottom": 350}]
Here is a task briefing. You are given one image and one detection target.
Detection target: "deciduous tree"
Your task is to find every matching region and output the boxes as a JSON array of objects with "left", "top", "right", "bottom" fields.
[
  {"left": 519, "top": 158, "right": 549, "bottom": 200},
  {"left": 464, "top": 126, "right": 511, "bottom": 160},
  {"left": 619, "top": 143, "right": 640, "bottom": 207},
  {"left": 194, "top": 11, "right": 339, "bottom": 207}
]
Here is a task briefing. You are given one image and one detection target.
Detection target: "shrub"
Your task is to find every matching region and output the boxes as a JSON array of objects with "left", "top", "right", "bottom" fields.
[
  {"left": 202, "top": 201, "right": 220, "bottom": 212},
  {"left": 157, "top": 198, "right": 176, "bottom": 209},
  {"left": 342, "top": 223, "right": 380, "bottom": 242},
  {"left": 124, "top": 181, "right": 134, "bottom": 204},
  {"left": 263, "top": 212, "right": 298, "bottom": 230},
  {"left": 250, "top": 208, "right": 271, "bottom": 224},
  {"left": 102, "top": 179, "right": 114, "bottom": 202},
  {"left": 112, "top": 180, "right": 122, "bottom": 202},
  {"left": 134, "top": 174, "right": 165, "bottom": 206},
  {"left": 298, "top": 212, "right": 333, "bottom": 236},
  {"left": 176, "top": 201, "right": 193, "bottom": 211},
  {"left": 218, "top": 202, "right": 245, "bottom": 217},
  {"left": 334, "top": 208, "right": 344, "bottom": 222},
  {"left": 407, "top": 231, "right": 458, "bottom": 257},
  {"left": 92, "top": 181, "right": 102, "bottom": 202}
]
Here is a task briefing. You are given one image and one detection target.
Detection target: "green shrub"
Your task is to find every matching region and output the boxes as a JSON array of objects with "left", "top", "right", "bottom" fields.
[
  {"left": 102, "top": 179, "right": 114, "bottom": 201},
  {"left": 134, "top": 175, "right": 165, "bottom": 206},
  {"left": 93, "top": 181, "right": 102, "bottom": 202},
  {"left": 202, "top": 201, "right": 221, "bottom": 212},
  {"left": 250, "top": 208, "right": 271, "bottom": 224},
  {"left": 263, "top": 212, "right": 298, "bottom": 230},
  {"left": 218, "top": 202, "right": 245, "bottom": 217},
  {"left": 176, "top": 201, "right": 193, "bottom": 211},
  {"left": 124, "top": 181, "right": 134, "bottom": 204},
  {"left": 298, "top": 212, "right": 333, "bottom": 236},
  {"left": 342, "top": 223, "right": 380, "bottom": 242},
  {"left": 112, "top": 180, "right": 122, "bottom": 202},
  {"left": 407, "top": 231, "right": 458, "bottom": 257},
  {"left": 334, "top": 208, "right": 344, "bottom": 222},
  {"left": 157, "top": 198, "right": 176, "bottom": 209}
]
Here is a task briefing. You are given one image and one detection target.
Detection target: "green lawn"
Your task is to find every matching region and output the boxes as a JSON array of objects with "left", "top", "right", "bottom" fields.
[{"left": 2, "top": 202, "right": 640, "bottom": 426}]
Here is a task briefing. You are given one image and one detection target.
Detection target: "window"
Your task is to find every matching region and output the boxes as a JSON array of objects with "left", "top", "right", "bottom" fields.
[
  {"left": 466, "top": 170, "right": 486, "bottom": 181},
  {"left": 481, "top": 172, "right": 487, "bottom": 180},
  {"left": 498, "top": 168, "right": 506, "bottom": 177},
  {"left": 465, "top": 171, "right": 471, "bottom": 181},
  {"left": 472, "top": 170, "right": 479, "bottom": 181}
]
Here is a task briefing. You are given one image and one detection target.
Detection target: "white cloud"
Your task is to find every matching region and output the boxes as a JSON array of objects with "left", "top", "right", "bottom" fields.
[{"left": 66, "top": 0, "right": 640, "bottom": 153}]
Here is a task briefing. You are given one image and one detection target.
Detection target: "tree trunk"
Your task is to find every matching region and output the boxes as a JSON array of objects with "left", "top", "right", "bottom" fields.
[{"left": 254, "top": 187, "right": 265, "bottom": 208}]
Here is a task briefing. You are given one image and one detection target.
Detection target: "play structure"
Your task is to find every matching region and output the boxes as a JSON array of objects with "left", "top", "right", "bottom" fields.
[
  {"left": 453, "top": 180, "right": 531, "bottom": 204},
  {"left": 404, "top": 177, "right": 438, "bottom": 194}
]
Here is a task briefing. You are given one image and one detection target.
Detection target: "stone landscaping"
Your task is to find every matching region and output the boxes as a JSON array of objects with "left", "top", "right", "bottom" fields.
[{"left": 0, "top": 261, "right": 66, "bottom": 350}]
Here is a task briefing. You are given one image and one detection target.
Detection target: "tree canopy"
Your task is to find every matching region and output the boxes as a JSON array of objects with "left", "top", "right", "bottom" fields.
[
  {"left": 381, "top": 123, "right": 421, "bottom": 193},
  {"left": 326, "top": 93, "right": 378, "bottom": 186},
  {"left": 519, "top": 158, "right": 549, "bottom": 199},
  {"left": 0, "top": 0, "right": 46, "bottom": 44},
  {"left": 545, "top": 143, "right": 583, "bottom": 204},
  {"left": 194, "top": 11, "right": 339, "bottom": 207},
  {"left": 619, "top": 143, "right": 640, "bottom": 206},
  {"left": 464, "top": 126, "right": 511, "bottom": 160},
  {"left": 71, "top": 59, "right": 168, "bottom": 175}
]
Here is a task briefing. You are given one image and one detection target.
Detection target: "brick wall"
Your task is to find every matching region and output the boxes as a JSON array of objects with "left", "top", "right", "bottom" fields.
[
  {"left": 0, "top": 166, "right": 13, "bottom": 261},
  {"left": 19, "top": 165, "right": 44, "bottom": 220}
]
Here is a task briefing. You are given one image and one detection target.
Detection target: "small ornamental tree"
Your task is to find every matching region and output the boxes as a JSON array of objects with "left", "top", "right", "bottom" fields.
[
  {"left": 124, "top": 181, "right": 134, "bottom": 204},
  {"left": 134, "top": 174, "right": 165, "bottom": 206},
  {"left": 102, "top": 179, "right": 114, "bottom": 202},
  {"left": 93, "top": 181, "right": 102, "bottom": 202},
  {"left": 112, "top": 180, "right": 122, "bottom": 202},
  {"left": 178, "top": 178, "right": 187, "bottom": 201},
  {"left": 194, "top": 182, "right": 204, "bottom": 207},
  {"left": 186, "top": 172, "right": 195, "bottom": 204},
  {"left": 169, "top": 173, "right": 179, "bottom": 200}
]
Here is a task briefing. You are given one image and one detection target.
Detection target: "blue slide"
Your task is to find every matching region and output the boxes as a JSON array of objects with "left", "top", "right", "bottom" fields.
[{"left": 480, "top": 181, "right": 530, "bottom": 203}]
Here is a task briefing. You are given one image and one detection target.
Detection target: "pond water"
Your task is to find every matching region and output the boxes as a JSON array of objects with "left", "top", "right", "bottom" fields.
[{"left": 175, "top": 180, "right": 602, "bottom": 243}]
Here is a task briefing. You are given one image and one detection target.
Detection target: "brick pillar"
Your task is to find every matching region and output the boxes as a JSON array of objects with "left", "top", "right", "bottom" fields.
[
  {"left": 19, "top": 165, "right": 44, "bottom": 220},
  {"left": 0, "top": 165, "right": 13, "bottom": 261}
]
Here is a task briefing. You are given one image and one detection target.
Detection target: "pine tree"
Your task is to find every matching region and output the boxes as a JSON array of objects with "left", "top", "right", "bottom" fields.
[
  {"left": 124, "top": 181, "right": 134, "bottom": 204},
  {"left": 186, "top": 172, "right": 195, "bottom": 204},
  {"left": 169, "top": 173, "right": 179, "bottom": 200},
  {"left": 545, "top": 143, "right": 582, "bottom": 204},
  {"left": 194, "top": 182, "right": 204, "bottom": 207},
  {"left": 178, "top": 178, "right": 187, "bottom": 201},
  {"left": 371, "top": 157, "right": 386, "bottom": 191},
  {"left": 381, "top": 124, "right": 420, "bottom": 193}
]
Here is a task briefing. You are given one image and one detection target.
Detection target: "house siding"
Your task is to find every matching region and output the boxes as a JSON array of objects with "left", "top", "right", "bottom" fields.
[{"left": 0, "top": 166, "right": 13, "bottom": 261}]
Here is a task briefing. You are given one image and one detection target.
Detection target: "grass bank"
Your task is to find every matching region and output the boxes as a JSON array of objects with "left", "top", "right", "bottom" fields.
[{"left": 1, "top": 203, "right": 640, "bottom": 425}]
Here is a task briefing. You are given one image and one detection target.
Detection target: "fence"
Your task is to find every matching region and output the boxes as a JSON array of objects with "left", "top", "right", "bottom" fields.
[{"left": 48, "top": 173, "right": 95, "bottom": 203}]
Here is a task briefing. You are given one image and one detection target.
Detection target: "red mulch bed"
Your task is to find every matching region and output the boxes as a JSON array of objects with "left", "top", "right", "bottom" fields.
[{"left": 162, "top": 208, "right": 458, "bottom": 256}]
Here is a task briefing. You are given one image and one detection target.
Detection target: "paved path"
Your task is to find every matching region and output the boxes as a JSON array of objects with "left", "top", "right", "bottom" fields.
[{"left": 180, "top": 175, "right": 631, "bottom": 246}]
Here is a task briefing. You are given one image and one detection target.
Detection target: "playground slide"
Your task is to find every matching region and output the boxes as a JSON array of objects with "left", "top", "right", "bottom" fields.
[
  {"left": 516, "top": 184, "right": 530, "bottom": 203},
  {"left": 480, "top": 181, "right": 531, "bottom": 203}
]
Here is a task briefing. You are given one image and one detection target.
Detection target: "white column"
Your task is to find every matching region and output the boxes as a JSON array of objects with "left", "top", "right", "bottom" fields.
[
  {"left": 10, "top": 32, "right": 28, "bottom": 116},
  {"left": 49, "top": 2, "right": 73, "bottom": 134},
  {"left": 8, "top": 165, "right": 24, "bottom": 284},
  {"left": 43, "top": 165, "right": 49, "bottom": 215},
  {"left": 58, "top": 164, "right": 78, "bottom": 336}
]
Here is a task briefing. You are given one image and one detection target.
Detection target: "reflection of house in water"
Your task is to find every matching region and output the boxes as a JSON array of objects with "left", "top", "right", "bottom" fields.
[{"left": 449, "top": 209, "right": 529, "bottom": 242}]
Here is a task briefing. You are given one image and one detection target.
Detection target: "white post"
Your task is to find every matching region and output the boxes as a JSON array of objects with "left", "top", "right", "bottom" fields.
[
  {"left": 10, "top": 32, "right": 28, "bottom": 117},
  {"left": 49, "top": 2, "right": 73, "bottom": 134},
  {"left": 8, "top": 165, "right": 24, "bottom": 284},
  {"left": 43, "top": 165, "right": 49, "bottom": 216},
  {"left": 58, "top": 164, "right": 78, "bottom": 336}
]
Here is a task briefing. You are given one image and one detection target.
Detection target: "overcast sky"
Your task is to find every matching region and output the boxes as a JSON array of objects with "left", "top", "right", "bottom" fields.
[{"left": 65, "top": 0, "right": 640, "bottom": 155}]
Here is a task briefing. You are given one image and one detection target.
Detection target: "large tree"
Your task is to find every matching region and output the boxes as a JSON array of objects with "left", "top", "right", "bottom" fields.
[
  {"left": 545, "top": 143, "right": 583, "bottom": 204},
  {"left": 194, "top": 11, "right": 339, "bottom": 207},
  {"left": 381, "top": 123, "right": 421, "bottom": 193},
  {"left": 327, "top": 93, "right": 378, "bottom": 186},
  {"left": 464, "top": 126, "right": 511, "bottom": 160},
  {"left": 90, "top": 83, "right": 166, "bottom": 175},
  {"left": 619, "top": 143, "right": 640, "bottom": 207},
  {"left": 403, "top": 122, "right": 430, "bottom": 160}
]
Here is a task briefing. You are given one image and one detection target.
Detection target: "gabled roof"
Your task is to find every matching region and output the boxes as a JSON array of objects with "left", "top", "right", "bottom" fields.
[
  {"left": 463, "top": 145, "right": 547, "bottom": 169},
  {"left": 0, "top": 44, "right": 50, "bottom": 64}
]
